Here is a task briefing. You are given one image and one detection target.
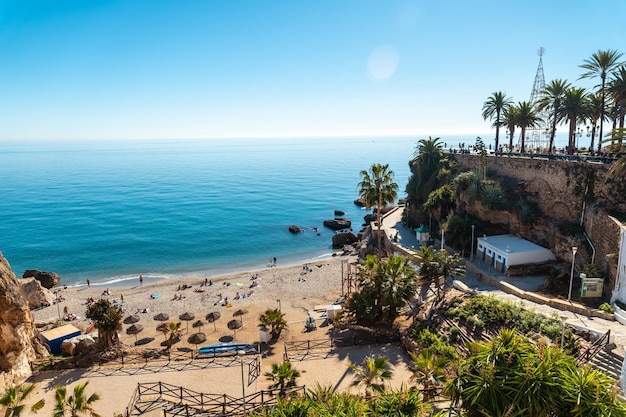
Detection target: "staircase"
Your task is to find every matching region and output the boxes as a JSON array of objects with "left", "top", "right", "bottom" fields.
[{"left": 590, "top": 348, "right": 624, "bottom": 382}]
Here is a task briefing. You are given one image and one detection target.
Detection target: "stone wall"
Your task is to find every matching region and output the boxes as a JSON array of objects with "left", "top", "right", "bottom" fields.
[{"left": 452, "top": 154, "right": 625, "bottom": 293}]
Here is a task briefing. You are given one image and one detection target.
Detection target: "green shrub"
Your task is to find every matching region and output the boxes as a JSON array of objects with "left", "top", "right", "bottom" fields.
[
  {"left": 599, "top": 303, "right": 615, "bottom": 314},
  {"left": 453, "top": 171, "right": 478, "bottom": 191},
  {"left": 481, "top": 184, "right": 508, "bottom": 210}
]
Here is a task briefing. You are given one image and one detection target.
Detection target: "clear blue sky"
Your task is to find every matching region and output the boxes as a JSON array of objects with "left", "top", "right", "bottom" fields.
[{"left": 1, "top": 0, "right": 624, "bottom": 141}]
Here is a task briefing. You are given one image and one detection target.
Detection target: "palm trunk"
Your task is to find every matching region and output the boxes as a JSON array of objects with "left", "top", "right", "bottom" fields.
[
  {"left": 376, "top": 196, "right": 383, "bottom": 259},
  {"left": 549, "top": 112, "right": 557, "bottom": 154},
  {"left": 521, "top": 127, "right": 526, "bottom": 153},
  {"left": 598, "top": 78, "right": 606, "bottom": 153}
]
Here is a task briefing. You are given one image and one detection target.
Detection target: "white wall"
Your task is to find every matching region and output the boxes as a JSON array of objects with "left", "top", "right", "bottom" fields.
[{"left": 611, "top": 227, "right": 626, "bottom": 304}]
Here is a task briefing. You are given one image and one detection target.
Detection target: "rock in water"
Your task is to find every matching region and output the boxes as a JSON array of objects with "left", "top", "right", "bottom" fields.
[
  {"left": 22, "top": 269, "right": 61, "bottom": 289},
  {"left": 1, "top": 253, "right": 47, "bottom": 385},
  {"left": 332, "top": 232, "right": 358, "bottom": 248},
  {"left": 288, "top": 225, "right": 303, "bottom": 234},
  {"left": 323, "top": 218, "right": 352, "bottom": 231},
  {"left": 334, "top": 210, "right": 345, "bottom": 216}
]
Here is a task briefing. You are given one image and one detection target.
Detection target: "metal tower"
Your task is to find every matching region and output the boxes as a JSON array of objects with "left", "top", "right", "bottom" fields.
[{"left": 518, "top": 48, "right": 550, "bottom": 151}]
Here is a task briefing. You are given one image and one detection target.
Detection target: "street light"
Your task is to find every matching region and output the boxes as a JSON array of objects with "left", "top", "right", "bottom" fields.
[
  {"left": 238, "top": 350, "right": 247, "bottom": 414},
  {"left": 560, "top": 315, "right": 568, "bottom": 348},
  {"left": 567, "top": 246, "right": 578, "bottom": 302},
  {"left": 54, "top": 289, "right": 62, "bottom": 322},
  {"left": 470, "top": 225, "right": 475, "bottom": 261},
  {"left": 276, "top": 299, "right": 281, "bottom": 312}
]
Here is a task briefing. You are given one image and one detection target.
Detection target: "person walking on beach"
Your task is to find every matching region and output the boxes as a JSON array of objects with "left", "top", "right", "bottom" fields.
[
  {"left": 139, "top": 274, "right": 143, "bottom": 285},
  {"left": 86, "top": 278, "right": 91, "bottom": 287},
  {"left": 273, "top": 257, "right": 277, "bottom": 267}
]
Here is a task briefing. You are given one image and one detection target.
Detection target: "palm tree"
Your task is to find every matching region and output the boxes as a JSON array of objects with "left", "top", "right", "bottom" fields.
[
  {"left": 265, "top": 361, "right": 301, "bottom": 396},
  {"left": 536, "top": 79, "right": 571, "bottom": 154},
  {"left": 609, "top": 65, "right": 626, "bottom": 132},
  {"left": 258, "top": 308, "right": 287, "bottom": 342},
  {"left": 348, "top": 356, "right": 393, "bottom": 396},
  {"left": 503, "top": 105, "right": 519, "bottom": 152},
  {"left": 53, "top": 382, "right": 101, "bottom": 417},
  {"left": 515, "top": 101, "right": 541, "bottom": 153},
  {"left": 415, "top": 245, "right": 465, "bottom": 300},
  {"left": 585, "top": 92, "right": 603, "bottom": 153},
  {"left": 358, "top": 163, "right": 398, "bottom": 259},
  {"left": 160, "top": 322, "right": 181, "bottom": 349},
  {"left": 561, "top": 87, "right": 590, "bottom": 154},
  {"left": 409, "top": 349, "right": 450, "bottom": 400},
  {"left": 482, "top": 91, "right": 513, "bottom": 153},
  {"left": 579, "top": 49, "right": 624, "bottom": 153},
  {"left": 0, "top": 383, "right": 45, "bottom": 417}
]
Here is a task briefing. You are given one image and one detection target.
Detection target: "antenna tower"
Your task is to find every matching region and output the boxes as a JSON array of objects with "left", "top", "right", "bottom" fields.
[{"left": 518, "top": 47, "right": 550, "bottom": 151}]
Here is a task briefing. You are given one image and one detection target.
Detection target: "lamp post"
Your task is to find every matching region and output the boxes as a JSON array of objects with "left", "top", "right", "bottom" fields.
[
  {"left": 470, "top": 225, "right": 475, "bottom": 261},
  {"left": 567, "top": 246, "right": 578, "bottom": 302},
  {"left": 238, "top": 350, "right": 247, "bottom": 414},
  {"left": 441, "top": 229, "right": 444, "bottom": 250},
  {"left": 560, "top": 315, "right": 568, "bottom": 348},
  {"left": 54, "top": 289, "right": 62, "bottom": 322},
  {"left": 276, "top": 299, "right": 281, "bottom": 312}
]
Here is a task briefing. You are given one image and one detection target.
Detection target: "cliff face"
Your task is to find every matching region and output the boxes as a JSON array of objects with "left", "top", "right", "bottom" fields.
[{"left": 0, "top": 252, "right": 46, "bottom": 387}]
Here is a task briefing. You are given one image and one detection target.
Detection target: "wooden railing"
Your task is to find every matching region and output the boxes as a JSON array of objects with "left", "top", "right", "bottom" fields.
[{"left": 126, "top": 381, "right": 305, "bottom": 416}]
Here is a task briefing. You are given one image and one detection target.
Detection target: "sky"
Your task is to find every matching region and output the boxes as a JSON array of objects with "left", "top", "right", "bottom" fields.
[{"left": 0, "top": 0, "right": 625, "bottom": 141}]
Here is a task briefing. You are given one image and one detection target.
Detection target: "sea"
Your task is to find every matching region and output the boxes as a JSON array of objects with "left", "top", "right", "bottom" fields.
[{"left": 0, "top": 134, "right": 570, "bottom": 288}]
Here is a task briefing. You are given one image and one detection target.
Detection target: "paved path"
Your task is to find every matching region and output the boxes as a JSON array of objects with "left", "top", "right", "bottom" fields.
[{"left": 381, "top": 206, "right": 626, "bottom": 352}]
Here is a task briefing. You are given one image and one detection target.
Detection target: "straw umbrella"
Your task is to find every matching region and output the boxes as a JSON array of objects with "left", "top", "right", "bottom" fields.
[
  {"left": 233, "top": 309, "right": 248, "bottom": 326},
  {"left": 192, "top": 320, "right": 205, "bottom": 332},
  {"left": 188, "top": 332, "right": 207, "bottom": 352},
  {"left": 126, "top": 324, "right": 144, "bottom": 344},
  {"left": 206, "top": 311, "right": 221, "bottom": 332},
  {"left": 154, "top": 312, "right": 169, "bottom": 322},
  {"left": 156, "top": 323, "right": 168, "bottom": 332},
  {"left": 123, "top": 315, "right": 140, "bottom": 325},
  {"left": 227, "top": 319, "right": 242, "bottom": 340},
  {"left": 179, "top": 312, "right": 195, "bottom": 334}
]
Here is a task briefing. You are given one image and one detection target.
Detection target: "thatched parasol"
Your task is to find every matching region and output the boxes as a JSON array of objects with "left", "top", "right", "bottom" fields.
[
  {"left": 126, "top": 324, "right": 144, "bottom": 344},
  {"left": 227, "top": 319, "right": 242, "bottom": 340},
  {"left": 156, "top": 323, "right": 168, "bottom": 332},
  {"left": 192, "top": 320, "right": 205, "bottom": 331},
  {"left": 206, "top": 311, "right": 221, "bottom": 332},
  {"left": 154, "top": 312, "right": 169, "bottom": 322},
  {"left": 179, "top": 312, "right": 195, "bottom": 333},
  {"left": 233, "top": 309, "right": 249, "bottom": 326},
  {"left": 123, "top": 315, "right": 140, "bottom": 324},
  {"left": 188, "top": 332, "right": 207, "bottom": 352}
]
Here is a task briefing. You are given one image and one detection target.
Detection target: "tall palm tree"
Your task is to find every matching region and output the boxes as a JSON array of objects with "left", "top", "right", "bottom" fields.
[
  {"left": 348, "top": 356, "right": 393, "bottom": 396},
  {"left": 609, "top": 65, "right": 626, "bottom": 132},
  {"left": 503, "top": 105, "right": 519, "bottom": 152},
  {"left": 561, "top": 87, "right": 590, "bottom": 154},
  {"left": 579, "top": 49, "right": 624, "bottom": 153},
  {"left": 358, "top": 163, "right": 398, "bottom": 259},
  {"left": 265, "top": 361, "right": 301, "bottom": 396},
  {"left": 482, "top": 91, "right": 513, "bottom": 153},
  {"left": 0, "top": 384, "right": 45, "bottom": 417},
  {"left": 415, "top": 245, "right": 465, "bottom": 300},
  {"left": 585, "top": 92, "right": 603, "bottom": 153},
  {"left": 53, "top": 382, "right": 101, "bottom": 417},
  {"left": 515, "top": 101, "right": 541, "bottom": 153},
  {"left": 536, "top": 79, "right": 571, "bottom": 154}
]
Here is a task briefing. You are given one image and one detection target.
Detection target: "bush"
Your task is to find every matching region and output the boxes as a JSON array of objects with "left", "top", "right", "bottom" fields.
[
  {"left": 453, "top": 171, "right": 478, "bottom": 191},
  {"left": 480, "top": 184, "right": 508, "bottom": 210},
  {"left": 599, "top": 303, "right": 615, "bottom": 314}
]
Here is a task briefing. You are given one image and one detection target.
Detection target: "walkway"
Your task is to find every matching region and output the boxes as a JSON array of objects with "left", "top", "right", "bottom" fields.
[{"left": 380, "top": 206, "right": 626, "bottom": 351}]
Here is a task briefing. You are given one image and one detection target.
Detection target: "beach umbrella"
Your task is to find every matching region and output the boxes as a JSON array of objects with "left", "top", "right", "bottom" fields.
[
  {"left": 206, "top": 311, "right": 221, "bottom": 332},
  {"left": 227, "top": 319, "right": 242, "bottom": 340},
  {"left": 192, "top": 320, "right": 205, "bottom": 332},
  {"left": 179, "top": 312, "right": 195, "bottom": 333},
  {"left": 123, "top": 314, "right": 140, "bottom": 324},
  {"left": 156, "top": 323, "right": 168, "bottom": 332},
  {"left": 233, "top": 309, "right": 248, "bottom": 326},
  {"left": 126, "top": 324, "right": 144, "bottom": 344},
  {"left": 154, "top": 312, "right": 169, "bottom": 322},
  {"left": 188, "top": 332, "right": 207, "bottom": 352}
]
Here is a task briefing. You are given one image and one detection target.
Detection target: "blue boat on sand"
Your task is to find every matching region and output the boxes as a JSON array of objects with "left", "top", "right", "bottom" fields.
[{"left": 197, "top": 342, "right": 257, "bottom": 357}]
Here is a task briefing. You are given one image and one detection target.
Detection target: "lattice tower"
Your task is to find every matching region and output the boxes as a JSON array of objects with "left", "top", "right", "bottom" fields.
[{"left": 518, "top": 47, "right": 550, "bottom": 151}]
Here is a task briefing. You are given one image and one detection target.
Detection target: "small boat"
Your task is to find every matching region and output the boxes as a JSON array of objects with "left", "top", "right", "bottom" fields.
[{"left": 197, "top": 342, "right": 257, "bottom": 357}]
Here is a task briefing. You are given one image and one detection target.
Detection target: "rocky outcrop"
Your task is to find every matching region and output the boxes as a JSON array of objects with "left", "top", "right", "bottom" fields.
[
  {"left": 61, "top": 334, "right": 96, "bottom": 356},
  {"left": 22, "top": 270, "right": 60, "bottom": 289},
  {"left": 332, "top": 232, "right": 359, "bottom": 249},
  {"left": 19, "top": 278, "right": 54, "bottom": 309},
  {"left": 288, "top": 225, "right": 303, "bottom": 234},
  {"left": 1, "top": 253, "right": 47, "bottom": 386},
  {"left": 354, "top": 199, "right": 365, "bottom": 207},
  {"left": 334, "top": 210, "right": 345, "bottom": 216},
  {"left": 323, "top": 218, "right": 352, "bottom": 231}
]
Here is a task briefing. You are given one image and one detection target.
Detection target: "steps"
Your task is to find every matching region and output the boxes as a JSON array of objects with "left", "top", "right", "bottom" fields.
[{"left": 590, "top": 348, "right": 624, "bottom": 382}]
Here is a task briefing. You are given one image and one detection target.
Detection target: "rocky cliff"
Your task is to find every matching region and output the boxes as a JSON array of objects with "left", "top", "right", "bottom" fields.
[{"left": 0, "top": 253, "right": 46, "bottom": 387}]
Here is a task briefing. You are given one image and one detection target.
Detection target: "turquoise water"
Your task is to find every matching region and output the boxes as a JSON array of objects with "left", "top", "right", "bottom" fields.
[
  {"left": 0, "top": 137, "right": 421, "bottom": 286},
  {"left": 0, "top": 134, "right": 572, "bottom": 287}
]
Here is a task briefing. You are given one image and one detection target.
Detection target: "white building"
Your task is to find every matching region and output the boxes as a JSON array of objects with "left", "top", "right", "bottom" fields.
[{"left": 476, "top": 234, "right": 556, "bottom": 272}]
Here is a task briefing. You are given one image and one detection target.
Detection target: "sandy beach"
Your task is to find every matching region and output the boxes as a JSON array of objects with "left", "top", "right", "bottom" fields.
[{"left": 28, "top": 255, "right": 421, "bottom": 416}]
